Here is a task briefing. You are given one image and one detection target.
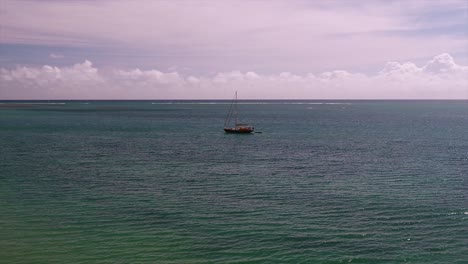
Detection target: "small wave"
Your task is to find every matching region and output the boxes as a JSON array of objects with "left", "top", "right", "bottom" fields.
[
  {"left": 150, "top": 102, "right": 352, "bottom": 105},
  {"left": 32, "top": 102, "right": 66, "bottom": 105},
  {"left": 151, "top": 102, "right": 235, "bottom": 105},
  {"left": 0, "top": 102, "right": 66, "bottom": 105},
  {"left": 448, "top": 212, "right": 468, "bottom": 215},
  {"left": 151, "top": 102, "right": 269, "bottom": 105},
  {"left": 286, "top": 102, "right": 352, "bottom": 105}
]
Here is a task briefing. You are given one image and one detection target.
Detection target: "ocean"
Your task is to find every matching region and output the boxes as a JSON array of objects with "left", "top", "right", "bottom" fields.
[{"left": 1, "top": 100, "right": 467, "bottom": 263}]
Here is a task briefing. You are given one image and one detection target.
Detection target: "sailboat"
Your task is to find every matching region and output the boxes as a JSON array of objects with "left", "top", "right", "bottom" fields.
[{"left": 224, "top": 91, "right": 254, "bottom": 133}]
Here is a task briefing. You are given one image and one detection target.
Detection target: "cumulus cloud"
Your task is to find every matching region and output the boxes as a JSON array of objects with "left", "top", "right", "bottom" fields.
[
  {"left": 1, "top": 54, "right": 467, "bottom": 100},
  {"left": 49, "top": 53, "right": 64, "bottom": 59},
  {"left": 0, "top": 60, "right": 106, "bottom": 99},
  {"left": 423, "top": 53, "right": 466, "bottom": 74}
]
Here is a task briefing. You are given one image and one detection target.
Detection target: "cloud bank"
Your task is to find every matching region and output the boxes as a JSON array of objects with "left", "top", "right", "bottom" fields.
[
  {"left": 1, "top": 0, "right": 467, "bottom": 73},
  {"left": 1, "top": 54, "right": 467, "bottom": 100}
]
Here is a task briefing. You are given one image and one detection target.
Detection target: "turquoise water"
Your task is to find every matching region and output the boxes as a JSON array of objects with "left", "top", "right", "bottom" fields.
[{"left": 1, "top": 100, "right": 467, "bottom": 263}]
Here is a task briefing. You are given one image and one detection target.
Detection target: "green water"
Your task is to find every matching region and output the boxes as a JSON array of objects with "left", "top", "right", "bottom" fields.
[{"left": 1, "top": 100, "right": 467, "bottom": 263}]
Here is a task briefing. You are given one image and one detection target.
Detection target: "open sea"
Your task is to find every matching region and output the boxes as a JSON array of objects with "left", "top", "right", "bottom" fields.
[{"left": 1, "top": 100, "right": 467, "bottom": 263}]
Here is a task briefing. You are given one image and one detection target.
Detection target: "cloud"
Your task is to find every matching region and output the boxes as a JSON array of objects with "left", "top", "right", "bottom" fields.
[
  {"left": 1, "top": 54, "right": 467, "bottom": 100},
  {"left": 0, "top": 0, "right": 466, "bottom": 73},
  {"left": 1, "top": 60, "right": 105, "bottom": 99},
  {"left": 49, "top": 53, "right": 64, "bottom": 59},
  {"left": 114, "top": 69, "right": 183, "bottom": 85},
  {"left": 423, "top": 53, "right": 466, "bottom": 74}
]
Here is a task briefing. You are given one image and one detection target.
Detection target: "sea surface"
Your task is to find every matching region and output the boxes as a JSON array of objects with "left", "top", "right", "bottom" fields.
[{"left": 1, "top": 100, "right": 467, "bottom": 263}]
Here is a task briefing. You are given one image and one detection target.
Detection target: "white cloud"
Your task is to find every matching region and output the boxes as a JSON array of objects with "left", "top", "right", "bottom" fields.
[
  {"left": 423, "top": 53, "right": 466, "bottom": 74},
  {"left": 114, "top": 69, "right": 183, "bottom": 84},
  {"left": 49, "top": 53, "right": 64, "bottom": 59},
  {"left": 1, "top": 54, "right": 467, "bottom": 100},
  {"left": 1, "top": 60, "right": 105, "bottom": 99}
]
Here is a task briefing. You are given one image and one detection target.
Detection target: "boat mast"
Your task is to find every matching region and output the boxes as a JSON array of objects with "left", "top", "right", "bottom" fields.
[
  {"left": 224, "top": 91, "right": 236, "bottom": 128},
  {"left": 234, "top": 91, "right": 238, "bottom": 125}
]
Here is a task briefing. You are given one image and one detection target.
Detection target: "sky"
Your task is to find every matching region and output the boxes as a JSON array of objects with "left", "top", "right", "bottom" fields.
[{"left": 0, "top": 0, "right": 467, "bottom": 99}]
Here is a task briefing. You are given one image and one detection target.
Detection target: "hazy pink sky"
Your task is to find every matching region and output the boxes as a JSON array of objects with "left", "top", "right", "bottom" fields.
[{"left": 1, "top": 0, "right": 467, "bottom": 99}]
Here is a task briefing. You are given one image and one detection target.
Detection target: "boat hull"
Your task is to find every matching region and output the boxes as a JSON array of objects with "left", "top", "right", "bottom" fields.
[{"left": 224, "top": 127, "right": 254, "bottom": 133}]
